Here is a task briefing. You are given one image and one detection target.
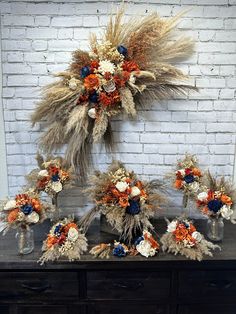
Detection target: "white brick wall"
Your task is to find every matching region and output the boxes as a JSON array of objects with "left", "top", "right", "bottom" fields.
[{"left": 0, "top": 0, "right": 236, "bottom": 217}]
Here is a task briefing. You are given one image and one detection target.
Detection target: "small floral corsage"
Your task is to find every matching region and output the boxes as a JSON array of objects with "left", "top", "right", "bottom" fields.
[
  {"left": 174, "top": 154, "right": 203, "bottom": 207},
  {"left": 38, "top": 217, "right": 87, "bottom": 265},
  {"left": 161, "top": 217, "right": 220, "bottom": 261},
  {"left": 134, "top": 230, "right": 159, "bottom": 258}
]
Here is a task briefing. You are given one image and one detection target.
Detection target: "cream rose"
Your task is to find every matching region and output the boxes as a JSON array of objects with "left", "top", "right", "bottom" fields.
[
  {"left": 4, "top": 200, "right": 17, "bottom": 211},
  {"left": 136, "top": 240, "right": 156, "bottom": 258},
  {"left": 220, "top": 205, "right": 233, "bottom": 220},
  {"left": 103, "top": 80, "right": 116, "bottom": 93},
  {"left": 167, "top": 220, "right": 177, "bottom": 233},
  {"left": 115, "top": 181, "right": 129, "bottom": 192},
  {"left": 197, "top": 191, "right": 208, "bottom": 202},
  {"left": 51, "top": 181, "right": 63, "bottom": 193},
  {"left": 38, "top": 169, "right": 49, "bottom": 177},
  {"left": 176, "top": 169, "right": 186, "bottom": 176},
  {"left": 130, "top": 186, "right": 141, "bottom": 198},
  {"left": 189, "top": 181, "right": 200, "bottom": 193},
  {"left": 68, "top": 78, "right": 77, "bottom": 90},
  {"left": 68, "top": 227, "right": 79, "bottom": 242},
  {"left": 192, "top": 231, "right": 203, "bottom": 243},
  {"left": 88, "top": 108, "right": 96, "bottom": 119},
  {"left": 26, "top": 211, "right": 39, "bottom": 224}
]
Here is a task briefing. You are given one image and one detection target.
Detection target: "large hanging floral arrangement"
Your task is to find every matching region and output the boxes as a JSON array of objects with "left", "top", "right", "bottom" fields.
[
  {"left": 79, "top": 160, "right": 165, "bottom": 244},
  {"left": 31, "top": 7, "right": 195, "bottom": 176}
]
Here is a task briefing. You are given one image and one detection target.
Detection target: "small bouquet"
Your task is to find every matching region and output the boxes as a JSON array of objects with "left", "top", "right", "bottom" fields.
[
  {"left": 196, "top": 172, "right": 236, "bottom": 221},
  {"left": 0, "top": 189, "right": 52, "bottom": 234},
  {"left": 38, "top": 217, "right": 87, "bottom": 265},
  {"left": 27, "top": 154, "right": 75, "bottom": 197},
  {"left": 80, "top": 160, "right": 165, "bottom": 244},
  {"left": 173, "top": 154, "right": 202, "bottom": 207},
  {"left": 90, "top": 230, "right": 159, "bottom": 259},
  {"left": 161, "top": 217, "right": 220, "bottom": 261}
]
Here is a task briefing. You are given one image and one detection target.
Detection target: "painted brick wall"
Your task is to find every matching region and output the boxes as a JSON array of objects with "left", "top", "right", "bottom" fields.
[{"left": 0, "top": 0, "right": 236, "bottom": 217}]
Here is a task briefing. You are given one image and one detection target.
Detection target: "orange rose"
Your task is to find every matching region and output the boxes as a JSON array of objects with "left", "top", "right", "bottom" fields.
[
  {"left": 46, "top": 235, "right": 58, "bottom": 249},
  {"left": 122, "top": 61, "right": 140, "bottom": 72},
  {"left": 84, "top": 74, "right": 99, "bottom": 90},
  {"left": 119, "top": 197, "right": 129, "bottom": 208},
  {"left": 192, "top": 167, "right": 202, "bottom": 177},
  {"left": 189, "top": 223, "right": 196, "bottom": 234},
  {"left": 174, "top": 179, "right": 183, "bottom": 189},
  {"left": 63, "top": 222, "right": 78, "bottom": 235},
  {"left": 7, "top": 208, "right": 20, "bottom": 223},
  {"left": 221, "top": 194, "right": 233, "bottom": 205},
  {"left": 31, "top": 198, "right": 42, "bottom": 213}
]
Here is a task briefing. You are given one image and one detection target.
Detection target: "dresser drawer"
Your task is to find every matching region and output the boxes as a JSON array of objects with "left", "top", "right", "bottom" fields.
[
  {"left": 179, "top": 270, "right": 236, "bottom": 299},
  {"left": 0, "top": 271, "right": 79, "bottom": 302},
  {"left": 88, "top": 303, "right": 169, "bottom": 314},
  {"left": 178, "top": 304, "right": 236, "bottom": 314},
  {"left": 87, "top": 271, "right": 171, "bottom": 300}
]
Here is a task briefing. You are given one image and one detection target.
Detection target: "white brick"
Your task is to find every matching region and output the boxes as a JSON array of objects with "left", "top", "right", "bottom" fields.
[
  {"left": 24, "top": 52, "right": 54, "bottom": 63},
  {"left": 10, "top": 28, "right": 26, "bottom": 39},
  {"left": 220, "top": 66, "right": 235, "bottom": 76},
  {"left": 7, "top": 52, "right": 24, "bottom": 62},
  {"left": 3, "top": 15, "right": 34, "bottom": 26},
  {"left": 27, "top": 28, "right": 57, "bottom": 39},
  {"left": 32, "top": 40, "right": 48, "bottom": 51},
  {"left": 31, "top": 64, "right": 48, "bottom": 75},
  {"left": 193, "top": 18, "right": 223, "bottom": 29},
  {"left": 51, "top": 17, "right": 82, "bottom": 27},
  {"left": 199, "top": 54, "right": 236, "bottom": 65},
  {"left": 219, "top": 89, "right": 235, "bottom": 99},
  {"left": 8, "top": 75, "right": 38, "bottom": 87},
  {"left": 215, "top": 31, "right": 236, "bottom": 42},
  {"left": 35, "top": 16, "right": 51, "bottom": 26},
  {"left": 2, "top": 40, "right": 31, "bottom": 51},
  {"left": 48, "top": 40, "right": 79, "bottom": 51},
  {"left": 214, "top": 100, "right": 235, "bottom": 111},
  {"left": 226, "top": 78, "right": 236, "bottom": 88},
  {"left": 207, "top": 123, "right": 236, "bottom": 133},
  {"left": 83, "top": 16, "right": 99, "bottom": 27},
  {"left": 58, "top": 29, "right": 73, "bottom": 39},
  {"left": 3, "top": 63, "right": 31, "bottom": 74},
  {"left": 196, "top": 78, "right": 226, "bottom": 88}
]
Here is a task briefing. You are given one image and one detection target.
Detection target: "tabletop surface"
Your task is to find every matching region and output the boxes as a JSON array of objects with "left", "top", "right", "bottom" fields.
[{"left": 0, "top": 218, "right": 236, "bottom": 270}]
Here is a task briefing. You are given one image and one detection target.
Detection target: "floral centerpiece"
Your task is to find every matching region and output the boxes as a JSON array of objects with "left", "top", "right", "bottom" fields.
[
  {"left": 31, "top": 7, "right": 195, "bottom": 176},
  {"left": 38, "top": 217, "right": 87, "bottom": 265},
  {"left": 160, "top": 217, "right": 220, "bottom": 261},
  {"left": 173, "top": 154, "right": 203, "bottom": 207},
  {"left": 79, "top": 160, "right": 165, "bottom": 244}
]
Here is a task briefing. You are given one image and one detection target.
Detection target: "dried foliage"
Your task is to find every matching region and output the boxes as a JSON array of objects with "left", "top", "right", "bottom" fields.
[
  {"left": 31, "top": 7, "right": 196, "bottom": 177},
  {"left": 79, "top": 160, "right": 166, "bottom": 244}
]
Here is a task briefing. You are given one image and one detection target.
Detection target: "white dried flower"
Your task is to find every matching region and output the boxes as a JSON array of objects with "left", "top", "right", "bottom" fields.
[
  {"left": 167, "top": 220, "right": 177, "bottom": 233},
  {"left": 176, "top": 169, "right": 186, "bottom": 176},
  {"left": 220, "top": 205, "right": 233, "bottom": 220},
  {"left": 130, "top": 186, "right": 141, "bottom": 198},
  {"left": 68, "top": 227, "right": 79, "bottom": 242},
  {"left": 115, "top": 181, "right": 129, "bottom": 192},
  {"left": 136, "top": 240, "right": 156, "bottom": 258},
  {"left": 68, "top": 78, "right": 77, "bottom": 90},
  {"left": 183, "top": 239, "right": 195, "bottom": 248},
  {"left": 38, "top": 170, "right": 49, "bottom": 177},
  {"left": 189, "top": 181, "right": 200, "bottom": 193},
  {"left": 98, "top": 60, "right": 115, "bottom": 75},
  {"left": 26, "top": 211, "right": 39, "bottom": 224},
  {"left": 197, "top": 191, "right": 208, "bottom": 202},
  {"left": 103, "top": 80, "right": 116, "bottom": 93},
  {"left": 17, "top": 212, "right": 26, "bottom": 222},
  {"left": 4, "top": 200, "right": 17, "bottom": 211},
  {"left": 51, "top": 181, "right": 63, "bottom": 193},
  {"left": 192, "top": 231, "right": 203, "bottom": 243},
  {"left": 88, "top": 108, "right": 96, "bottom": 119}
]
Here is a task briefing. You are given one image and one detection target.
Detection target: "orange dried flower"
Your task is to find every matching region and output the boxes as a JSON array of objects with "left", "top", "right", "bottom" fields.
[
  {"left": 46, "top": 235, "right": 58, "bottom": 249},
  {"left": 31, "top": 198, "right": 42, "bottom": 213},
  {"left": 63, "top": 223, "right": 78, "bottom": 234},
  {"left": 192, "top": 167, "right": 202, "bottom": 177},
  {"left": 221, "top": 194, "right": 232, "bottom": 205},
  {"left": 48, "top": 165, "right": 59, "bottom": 176},
  {"left": 174, "top": 179, "right": 183, "bottom": 189},
  {"left": 90, "top": 60, "right": 99, "bottom": 71},
  {"left": 122, "top": 60, "right": 140, "bottom": 72},
  {"left": 15, "top": 194, "right": 30, "bottom": 206},
  {"left": 84, "top": 74, "right": 100, "bottom": 90},
  {"left": 7, "top": 208, "right": 19, "bottom": 223},
  {"left": 119, "top": 196, "right": 129, "bottom": 208},
  {"left": 37, "top": 176, "right": 50, "bottom": 189}
]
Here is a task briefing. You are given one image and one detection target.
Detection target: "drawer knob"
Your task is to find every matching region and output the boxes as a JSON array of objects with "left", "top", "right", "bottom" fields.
[
  {"left": 206, "top": 280, "right": 232, "bottom": 290},
  {"left": 21, "top": 281, "right": 51, "bottom": 293},
  {"left": 112, "top": 281, "right": 144, "bottom": 291}
]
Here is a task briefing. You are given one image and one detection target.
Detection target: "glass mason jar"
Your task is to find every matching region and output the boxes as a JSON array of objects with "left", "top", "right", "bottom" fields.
[
  {"left": 207, "top": 216, "right": 224, "bottom": 242},
  {"left": 16, "top": 225, "right": 34, "bottom": 255}
]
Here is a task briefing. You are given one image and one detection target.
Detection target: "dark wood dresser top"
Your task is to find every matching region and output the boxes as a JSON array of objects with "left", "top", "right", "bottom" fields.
[{"left": 0, "top": 218, "right": 236, "bottom": 270}]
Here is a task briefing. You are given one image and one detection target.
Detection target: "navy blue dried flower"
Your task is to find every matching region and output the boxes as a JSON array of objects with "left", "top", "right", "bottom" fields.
[
  {"left": 80, "top": 66, "right": 91, "bottom": 78},
  {"left": 117, "top": 45, "right": 128, "bottom": 56},
  {"left": 134, "top": 236, "right": 144, "bottom": 246},
  {"left": 54, "top": 224, "right": 62, "bottom": 236},
  {"left": 113, "top": 244, "right": 127, "bottom": 257},
  {"left": 21, "top": 204, "right": 34, "bottom": 215},
  {"left": 208, "top": 199, "right": 223, "bottom": 213},
  {"left": 126, "top": 200, "right": 141, "bottom": 215},
  {"left": 184, "top": 174, "right": 195, "bottom": 184},
  {"left": 89, "top": 91, "right": 99, "bottom": 103},
  {"left": 51, "top": 173, "right": 60, "bottom": 182}
]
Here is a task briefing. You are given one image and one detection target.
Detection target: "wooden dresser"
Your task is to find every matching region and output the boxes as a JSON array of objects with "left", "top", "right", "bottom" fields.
[{"left": 0, "top": 219, "right": 236, "bottom": 314}]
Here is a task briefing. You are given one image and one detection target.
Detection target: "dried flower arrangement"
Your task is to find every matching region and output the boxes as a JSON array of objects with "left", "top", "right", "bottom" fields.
[
  {"left": 0, "top": 189, "right": 53, "bottom": 234},
  {"left": 161, "top": 217, "right": 220, "bottom": 261},
  {"left": 90, "top": 230, "right": 159, "bottom": 259},
  {"left": 31, "top": 7, "right": 196, "bottom": 177},
  {"left": 38, "top": 217, "right": 87, "bottom": 265},
  {"left": 173, "top": 154, "right": 203, "bottom": 207},
  {"left": 196, "top": 171, "right": 236, "bottom": 222},
  {"left": 79, "top": 160, "right": 165, "bottom": 244}
]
